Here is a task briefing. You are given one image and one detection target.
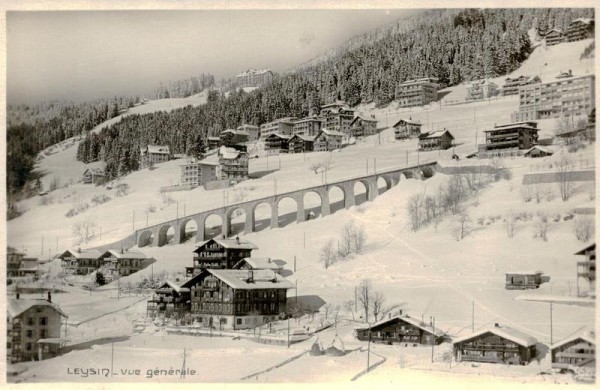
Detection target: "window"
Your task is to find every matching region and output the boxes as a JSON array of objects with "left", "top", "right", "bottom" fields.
[
  {"left": 26, "top": 343, "right": 32, "bottom": 351},
  {"left": 40, "top": 329, "right": 47, "bottom": 338},
  {"left": 26, "top": 330, "right": 33, "bottom": 338},
  {"left": 237, "top": 318, "right": 242, "bottom": 325},
  {"left": 40, "top": 317, "right": 47, "bottom": 326},
  {"left": 27, "top": 317, "right": 34, "bottom": 326}
]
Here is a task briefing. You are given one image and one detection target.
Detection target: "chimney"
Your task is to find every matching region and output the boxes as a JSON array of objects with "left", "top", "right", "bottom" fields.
[
  {"left": 47, "top": 292, "right": 52, "bottom": 303},
  {"left": 236, "top": 236, "right": 240, "bottom": 244},
  {"left": 77, "top": 247, "right": 81, "bottom": 253},
  {"left": 247, "top": 270, "right": 254, "bottom": 283},
  {"left": 16, "top": 293, "right": 19, "bottom": 300},
  {"left": 388, "top": 313, "right": 392, "bottom": 319},
  {"left": 494, "top": 323, "right": 500, "bottom": 328},
  {"left": 267, "top": 258, "right": 271, "bottom": 263},
  {"left": 398, "top": 309, "right": 403, "bottom": 316}
]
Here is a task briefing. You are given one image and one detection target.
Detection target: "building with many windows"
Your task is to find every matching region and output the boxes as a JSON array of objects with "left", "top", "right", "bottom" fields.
[
  {"left": 418, "top": 130, "right": 454, "bottom": 151},
  {"left": 544, "top": 28, "right": 567, "bottom": 46},
  {"left": 393, "top": 118, "right": 422, "bottom": 140},
  {"left": 183, "top": 268, "right": 293, "bottom": 330},
  {"left": 355, "top": 312, "right": 445, "bottom": 345},
  {"left": 99, "top": 249, "right": 150, "bottom": 281},
  {"left": 218, "top": 147, "right": 249, "bottom": 182},
  {"left": 180, "top": 159, "right": 220, "bottom": 188},
  {"left": 575, "top": 243, "right": 595, "bottom": 297},
  {"left": 395, "top": 77, "right": 440, "bottom": 107},
  {"left": 7, "top": 295, "right": 68, "bottom": 363},
  {"left": 292, "top": 116, "right": 323, "bottom": 137},
  {"left": 186, "top": 237, "right": 258, "bottom": 277},
  {"left": 502, "top": 75, "right": 541, "bottom": 96},
  {"left": 478, "top": 122, "right": 539, "bottom": 158},
  {"left": 140, "top": 145, "right": 171, "bottom": 169},
  {"left": 260, "top": 117, "right": 297, "bottom": 139},
  {"left": 264, "top": 133, "right": 292, "bottom": 153},
  {"left": 453, "top": 323, "right": 538, "bottom": 365},
  {"left": 566, "top": 18, "right": 594, "bottom": 42},
  {"left": 235, "top": 69, "right": 274, "bottom": 87},
  {"left": 349, "top": 115, "right": 378, "bottom": 138},
  {"left": 237, "top": 124, "right": 260, "bottom": 142},
  {"left": 551, "top": 329, "right": 595, "bottom": 374},
  {"left": 512, "top": 74, "right": 595, "bottom": 122},
  {"left": 58, "top": 248, "right": 103, "bottom": 275},
  {"left": 467, "top": 79, "right": 499, "bottom": 100},
  {"left": 313, "top": 129, "right": 344, "bottom": 152}
]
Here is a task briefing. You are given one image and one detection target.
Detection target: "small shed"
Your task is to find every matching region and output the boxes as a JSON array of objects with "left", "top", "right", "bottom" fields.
[
  {"left": 523, "top": 145, "right": 554, "bottom": 158},
  {"left": 505, "top": 271, "right": 549, "bottom": 289}
]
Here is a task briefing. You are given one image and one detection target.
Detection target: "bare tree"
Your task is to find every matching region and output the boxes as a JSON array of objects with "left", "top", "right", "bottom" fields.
[
  {"left": 309, "top": 162, "right": 323, "bottom": 174},
  {"left": 372, "top": 291, "right": 385, "bottom": 322},
  {"left": 505, "top": 214, "right": 517, "bottom": 238},
  {"left": 357, "top": 279, "right": 372, "bottom": 323},
  {"left": 353, "top": 224, "right": 367, "bottom": 254},
  {"left": 407, "top": 194, "right": 424, "bottom": 231},
  {"left": 320, "top": 239, "right": 337, "bottom": 269},
  {"left": 574, "top": 217, "right": 594, "bottom": 242},
  {"left": 72, "top": 219, "right": 97, "bottom": 244},
  {"left": 533, "top": 212, "right": 549, "bottom": 241},
  {"left": 341, "top": 221, "right": 355, "bottom": 256},
  {"left": 323, "top": 303, "right": 332, "bottom": 320},
  {"left": 446, "top": 175, "right": 466, "bottom": 214},
  {"left": 116, "top": 183, "right": 130, "bottom": 197},
  {"left": 344, "top": 300, "right": 356, "bottom": 321},
  {"left": 451, "top": 211, "right": 471, "bottom": 242},
  {"left": 555, "top": 152, "right": 575, "bottom": 201}
]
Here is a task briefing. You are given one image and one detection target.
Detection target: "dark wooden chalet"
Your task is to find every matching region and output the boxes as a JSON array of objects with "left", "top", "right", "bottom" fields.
[
  {"left": 393, "top": 118, "right": 422, "bottom": 140},
  {"left": 288, "top": 134, "right": 315, "bottom": 153},
  {"left": 182, "top": 268, "right": 293, "bottom": 330},
  {"left": 355, "top": 313, "right": 445, "bottom": 346},
  {"left": 505, "top": 270, "right": 549, "bottom": 290},
  {"left": 146, "top": 281, "right": 190, "bottom": 317},
  {"left": 575, "top": 243, "right": 595, "bottom": 297},
  {"left": 264, "top": 133, "right": 291, "bottom": 153},
  {"left": 186, "top": 237, "right": 258, "bottom": 277},
  {"left": 453, "top": 323, "right": 538, "bottom": 365},
  {"left": 551, "top": 329, "right": 595, "bottom": 373},
  {"left": 57, "top": 248, "right": 103, "bottom": 275},
  {"left": 418, "top": 130, "right": 454, "bottom": 150}
]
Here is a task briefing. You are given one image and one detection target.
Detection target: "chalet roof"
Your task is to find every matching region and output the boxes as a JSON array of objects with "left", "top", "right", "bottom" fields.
[
  {"left": 290, "top": 134, "right": 315, "bottom": 142},
  {"left": 207, "top": 269, "right": 293, "bottom": 290},
  {"left": 575, "top": 243, "right": 595, "bottom": 256},
  {"left": 571, "top": 18, "right": 593, "bottom": 25},
  {"left": 234, "top": 257, "right": 283, "bottom": 271},
  {"left": 7, "top": 246, "right": 24, "bottom": 255},
  {"left": 194, "top": 237, "right": 258, "bottom": 252},
  {"left": 452, "top": 324, "right": 538, "bottom": 347},
  {"left": 350, "top": 116, "right": 378, "bottom": 126},
  {"left": 392, "top": 118, "right": 421, "bottom": 127},
  {"left": 320, "top": 129, "right": 345, "bottom": 137},
  {"left": 101, "top": 249, "right": 147, "bottom": 259},
  {"left": 218, "top": 146, "right": 244, "bottom": 160},
  {"left": 419, "top": 130, "right": 454, "bottom": 140},
  {"left": 545, "top": 28, "right": 563, "bottom": 35},
  {"left": 483, "top": 124, "right": 537, "bottom": 132},
  {"left": 221, "top": 129, "right": 249, "bottom": 136},
  {"left": 400, "top": 77, "right": 439, "bottom": 85},
  {"left": 84, "top": 167, "right": 105, "bottom": 176},
  {"left": 58, "top": 248, "right": 102, "bottom": 260},
  {"left": 265, "top": 133, "right": 292, "bottom": 140},
  {"left": 354, "top": 314, "right": 445, "bottom": 337},
  {"left": 146, "top": 145, "right": 171, "bottom": 155},
  {"left": 157, "top": 280, "right": 190, "bottom": 293},
  {"left": 321, "top": 100, "right": 348, "bottom": 109},
  {"left": 293, "top": 116, "right": 322, "bottom": 123},
  {"left": 7, "top": 299, "right": 68, "bottom": 319},
  {"left": 236, "top": 68, "right": 272, "bottom": 77},
  {"left": 551, "top": 328, "right": 595, "bottom": 350},
  {"left": 505, "top": 270, "right": 543, "bottom": 276},
  {"left": 523, "top": 145, "right": 555, "bottom": 156},
  {"left": 20, "top": 260, "right": 39, "bottom": 269}
]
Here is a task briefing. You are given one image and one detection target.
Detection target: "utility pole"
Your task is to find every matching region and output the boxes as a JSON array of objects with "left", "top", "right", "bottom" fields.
[
  {"left": 550, "top": 303, "right": 553, "bottom": 344},
  {"left": 406, "top": 150, "right": 408, "bottom": 165},
  {"left": 146, "top": 212, "right": 149, "bottom": 227},
  {"left": 295, "top": 279, "right": 298, "bottom": 304},
  {"left": 374, "top": 158, "right": 377, "bottom": 173},
  {"left": 472, "top": 300, "right": 475, "bottom": 333},
  {"left": 303, "top": 232, "right": 306, "bottom": 249},
  {"left": 430, "top": 316, "right": 435, "bottom": 363},
  {"left": 367, "top": 326, "right": 372, "bottom": 372},
  {"left": 177, "top": 201, "right": 179, "bottom": 219},
  {"left": 354, "top": 286, "right": 357, "bottom": 312},
  {"left": 41, "top": 236, "right": 44, "bottom": 255},
  {"left": 111, "top": 342, "right": 115, "bottom": 377},
  {"left": 184, "top": 203, "right": 186, "bottom": 217},
  {"left": 274, "top": 178, "right": 277, "bottom": 195},
  {"left": 366, "top": 159, "right": 369, "bottom": 174},
  {"left": 287, "top": 318, "right": 290, "bottom": 348},
  {"left": 294, "top": 256, "right": 296, "bottom": 272},
  {"left": 132, "top": 211, "right": 135, "bottom": 232}
]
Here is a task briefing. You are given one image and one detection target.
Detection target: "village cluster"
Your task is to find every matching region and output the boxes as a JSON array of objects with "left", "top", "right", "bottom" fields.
[{"left": 6, "top": 14, "right": 597, "bottom": 384}]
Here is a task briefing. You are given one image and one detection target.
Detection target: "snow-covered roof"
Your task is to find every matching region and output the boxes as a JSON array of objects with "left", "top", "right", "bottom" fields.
[
  {"left": 420, "top": 130, "right": 454, "bottom": 140},
  {"left": 8, "top": 299, "right": 68, "bottom": 319},
  {"left": 207, "top": 269, "right": 293, "bottom": 290},
  {"left": 58, "top": 248, "right": 103, "bottom": 259},
  {"left": 452, "top": 324, "right": 538, "bottom": 347},
  {"left": 575, "top": 243, "right": 595, "bottom": 256},
  {"left": 290, "top": 134, "right": 315, "bottom": 142},
  {"left": 551, "top": 328, "right": 595, "bottom": 350},
  {"left": 320, "top": 129, "right": 344, "bottom": 137},
  {"left": 484, "top": 123, "right": 537, "bottom": 132},
  {"left": 146, "top": 145, "right": 170, "bottom": 155},
  {"left": 393, "top": 118, "right": 421, "bottom": 127},
  {"left": 194, "top": 237, "right": 258, "bottom": 251},
  {"left": 350, "top": 116, "right": 377, "bottom": 126},
  {"left": 354, "top": 314, "right": 445, "bottom": 337},
  {"left": 321, "top": 100, "right": 348, "bottom": 109},
  {"left": 237, "top": 124, "right": 259, "bottom": 130},
  {"left": 234, "top": 257, "right": 282, "bottom": 271},
  {"left": 401, "top": 77, "right": 439, "bottom": 85},
  {"left": 101, "top": 249, "right": 147, "bottom": 259},
  {"left": 265, "top": 133, "right": 292, "bottom": 140},
  {"left": 218, "top": 146, "right": 243, "bottom": 160},
  {"left": 545, "top": 28, "right": 563, "bottom": 35},
  {"left": 84, "top": 167, "right": 105, "bottom": 175},
  {"left": 236, "top": 68, "right": 272, "bottom": 77},
  {"left": 505, "top": 270, "right": 543, "bottom": 275},
  {"left": 157, "top": 280, "right": 190, "bottom": 293},
  {"left": 523, "top": 145, "right": 555, "bottom": 155},
  {"left": 571, "top": 18, "right": 593, "bottom": 25},
  {"left": 207, "top": 136, "right": 221, "bottom": 141}
]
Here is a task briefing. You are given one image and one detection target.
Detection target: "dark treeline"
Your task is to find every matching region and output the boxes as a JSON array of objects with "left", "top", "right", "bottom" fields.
[
  {"left": 78, "top": 8, "right": 593, "bottom": 182},
  {"left": 153, "top": 74, "right": 215, "bottom": 99}
]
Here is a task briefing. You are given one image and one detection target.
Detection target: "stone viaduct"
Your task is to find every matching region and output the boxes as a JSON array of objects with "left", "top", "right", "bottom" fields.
[{"left": 134, "top": 162, "right": 438, "bottom": 248}]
